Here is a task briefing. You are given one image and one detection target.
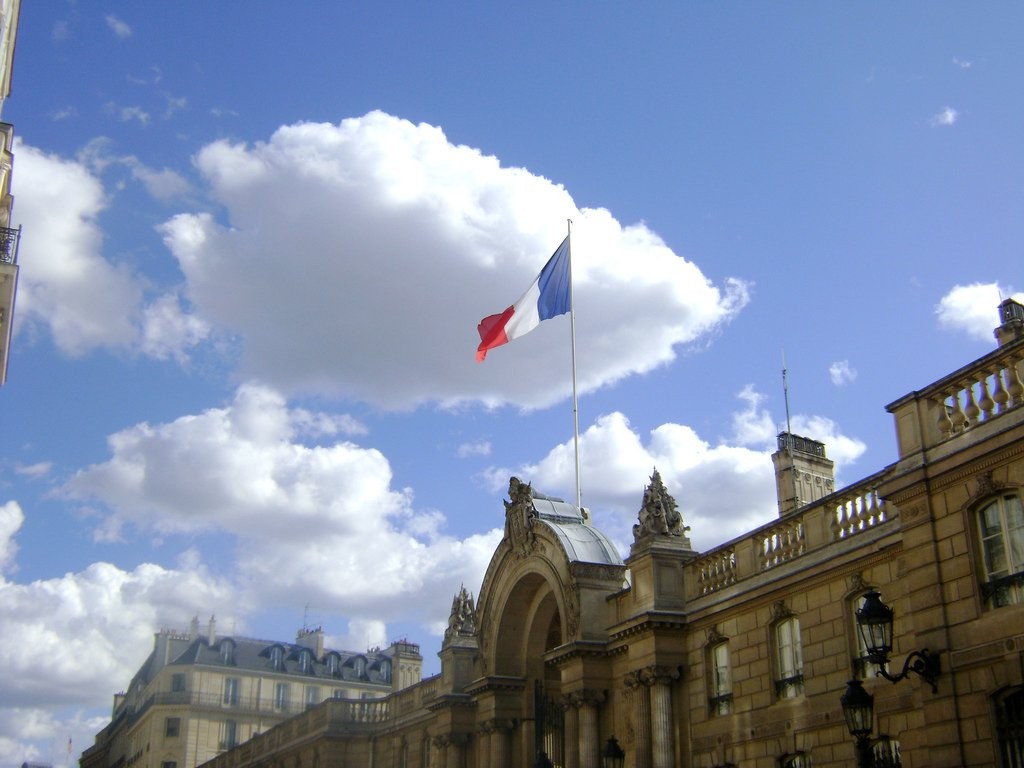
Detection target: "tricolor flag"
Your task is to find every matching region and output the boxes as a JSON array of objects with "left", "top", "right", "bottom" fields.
[{"left": 476, "top": 236, "right": 571, "bottom": 362}]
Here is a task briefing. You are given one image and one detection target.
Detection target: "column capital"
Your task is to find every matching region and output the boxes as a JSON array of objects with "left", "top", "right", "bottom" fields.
[
  {"left": 476, "top": 718, "right": 514, "bottom": 734},
  {"left": 562, "top": 688, "right": 606, "bottom": 708},
  {"left": 626, "top": 664, "right": 683, "bottom": 688}
]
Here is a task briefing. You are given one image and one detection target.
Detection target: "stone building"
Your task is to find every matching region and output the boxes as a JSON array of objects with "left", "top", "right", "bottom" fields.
[
  {"left": 79, "top": 618, "right": 423, "bottom": 768},
  {"left": 191, "top": 300, "right": 1024, "bottom": 768},
  {"left": 0, "top": 0, "right": 20, "bottom": 385}
]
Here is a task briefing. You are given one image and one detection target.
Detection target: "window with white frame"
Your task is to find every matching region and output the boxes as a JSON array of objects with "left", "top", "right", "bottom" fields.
[
  {"left": 220, "top": 719, "right": 237, "bottom": 751},
  {"left": 774, "top": 616, "right": 804, "bottom": 699},
  {"left": 170, "top": 673, "right": 186, "bottom": 693},
  {"left": 299, "top": 648, "right": 313, "bottom": 674},
  {"left": 978, "top": 493, "right": 1024, "bottom": 608},
  {"left": 274, "top": 682, "right": 290, "bottom": 711},
  {"left": 708, "top": 641, "right": 732, "bottom": 715},
  {"left": 778, "top": 751, "right": 810, "bottom": 768},
  {"left": 223, "top": 677, "right": 239, "bottom": 707},
  {"left": 269, "top": 645, "right": 285, "bottom": 672},
  {"left": 305, "top": 685, "right": 320, "bottom": 709},
  {"left": 164, "top": 717, "right": 180, "bottom": 739}
]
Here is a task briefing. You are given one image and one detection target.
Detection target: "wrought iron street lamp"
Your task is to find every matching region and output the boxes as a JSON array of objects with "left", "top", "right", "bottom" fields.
[
  {"left": 601, "top": 736, "right": 625, "bottom": 768},
  {"left": 841, "top": 679, "right": 875, "bottom": 768},
  {"left": 855, "top": 590, "right": 941, "bottom": 693}
]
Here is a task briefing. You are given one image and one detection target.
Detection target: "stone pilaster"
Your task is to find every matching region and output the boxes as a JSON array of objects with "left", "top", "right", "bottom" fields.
[
  {"left": 564, "top": 689, "right": 605, "bottom": 768},
  {"left": 649, "top": 667, "right": 680, "bottom": 768}
]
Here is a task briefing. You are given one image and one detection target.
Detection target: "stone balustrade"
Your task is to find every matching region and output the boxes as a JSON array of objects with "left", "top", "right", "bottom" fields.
[
  {"left": 686, "top": 469, "right": 896, "bottom": 599},
  {"left": 887, "top": 338, "right": 1024, "bottom": 459}
]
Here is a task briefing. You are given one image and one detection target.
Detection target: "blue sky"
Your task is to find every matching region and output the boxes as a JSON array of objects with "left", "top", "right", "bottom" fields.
[{"left": 2, "top": 3, "right": 1023, "bottom": 764}]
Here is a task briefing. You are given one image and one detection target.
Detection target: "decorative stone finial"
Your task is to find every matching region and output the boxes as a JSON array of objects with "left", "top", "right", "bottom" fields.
[
  {"left": 632, "top": 469, "right": 689, "bottom": 542},
  {"left": 504, "top": 476, "right": 539, "bottom": 556},
  {"left": 444, "top": 584, "right": 476, "bottom": 640}
]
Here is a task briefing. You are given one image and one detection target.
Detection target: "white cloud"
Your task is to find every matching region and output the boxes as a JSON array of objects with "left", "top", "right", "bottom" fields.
[
  {"left": 936, "top": 282, "right": 1021, "bottom": 342},
  {"left": 63, "top": 384, "right": 501, "bottom": 624},
  {"left": 457, "top": 441, "right": 492, "bottom": 458},
  {"left": 829, "top": 360, "right": 857, "bottom": 386},
  {"left": 14, "top": 462, "right": 52, "bottom": 480},
  {"left": 12, "top": 143, "right": 144, "bottom": 356},
  {"left": 160, "top": 111, "right": 749, "bottom": 410},
  {"left": 495, "top": 391, "right": 866, "bottom": 553},
  {"left": 116, "top": 105, "right": 151, "bottom": 125},
  {"left": 105, "top": 15, "right": 132, "bottom": 39},
  {"left": 930, "top": 106, "right": 958, "bottom": 127},
  {"left": 953, "top": 57, "right": 972, "bottom": 69},
  {"left": 140, "top": 293, "right": 210, "bottom": 362},
  {"left": 0, "top": 501, "right": 23, "bottom": 573}
]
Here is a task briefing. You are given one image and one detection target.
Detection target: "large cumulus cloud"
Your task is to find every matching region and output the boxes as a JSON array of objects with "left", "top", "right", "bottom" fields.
[{"left": 161, "top": 111, "right": 748, "bottom": 409}]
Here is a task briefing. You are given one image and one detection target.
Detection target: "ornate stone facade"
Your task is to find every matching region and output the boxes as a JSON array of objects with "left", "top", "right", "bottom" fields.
[{"left": 194, "top": 304, "right": 1024, "bottom": 768}]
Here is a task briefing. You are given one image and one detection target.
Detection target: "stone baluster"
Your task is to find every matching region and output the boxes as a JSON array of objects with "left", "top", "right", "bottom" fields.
[
  {"left": 992, "top": 366, "right": 1010, "bottom": 412},
  {"left": 979, "top": 374, "right": 996, "bottom": 418},
  {"left": 964, "top": 380, "right": 981, "bottom": 426},
  {"left": 1006, "top": 357, "right": 1024, "bottom": 407}
]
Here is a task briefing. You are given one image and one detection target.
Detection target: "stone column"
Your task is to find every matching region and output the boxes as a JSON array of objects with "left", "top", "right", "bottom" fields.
[
  {"left": 561, "top": 694, "right": 580, "bottom": 768},
  {"left": 626, "top": 670, "right": 654, "bottom": 768},
  {"left": 649, "top": 667, "right": 680, "bottom": 768},
  {"left": 566, "top": 690, "right": 605, "bottom": 768},
  {"left": 484, "top": 719, "right": 510, "bottom": 768}
]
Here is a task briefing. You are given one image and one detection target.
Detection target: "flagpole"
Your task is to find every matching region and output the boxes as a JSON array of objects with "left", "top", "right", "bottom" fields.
[{"left": 568, "top": 219, "right": 582, "bottom": 510}]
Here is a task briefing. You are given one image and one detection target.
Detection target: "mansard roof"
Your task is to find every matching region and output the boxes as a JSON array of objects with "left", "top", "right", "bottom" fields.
[{"left": 164, "top": 635, "right": 392, "bottom": 681}]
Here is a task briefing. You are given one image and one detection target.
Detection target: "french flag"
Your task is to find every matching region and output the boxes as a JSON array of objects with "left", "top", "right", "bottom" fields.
[{"left": 476, "top": 236, "right": 571, "bottom": 362}]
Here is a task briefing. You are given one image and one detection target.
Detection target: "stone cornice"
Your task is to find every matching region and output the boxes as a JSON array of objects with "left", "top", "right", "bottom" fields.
[
  {"left": 607, "top": 611, "right": 688, "bottom": 641},
  {"left": 425, "top": 692, "right": 476, "bottom": 713},
  {"left": 542, "top": 639, "right": 614, "bottom": 666},
  {"left": 463, "top": 675, "right": 527, "bottom": 696}
]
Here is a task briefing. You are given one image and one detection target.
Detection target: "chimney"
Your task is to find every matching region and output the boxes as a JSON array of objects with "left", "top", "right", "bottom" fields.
[
  {"left": 771, "top": 432, "right": 835, "bottom": 516},
  {"left": 296, "top": 626, "right": 325, "bottom": 658},
  {"left": 207, "top": 615, "right": 217, "bottom": 645},
  {"left": 995, "top": 298, "right": 1024, "bottom": 347}
]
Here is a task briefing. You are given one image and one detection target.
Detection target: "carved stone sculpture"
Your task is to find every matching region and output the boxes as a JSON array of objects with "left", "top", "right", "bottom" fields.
[
  {"left": 632, "top": 469, "right": 690, "bottom": 542},
  {"left": 444, "top": 584, "right": 477, "bottom": 640}
]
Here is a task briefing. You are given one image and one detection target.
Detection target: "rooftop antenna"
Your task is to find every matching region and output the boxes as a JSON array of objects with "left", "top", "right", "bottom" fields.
[{"left": 782, "top": 349, "right": 794, "bottom": 453}]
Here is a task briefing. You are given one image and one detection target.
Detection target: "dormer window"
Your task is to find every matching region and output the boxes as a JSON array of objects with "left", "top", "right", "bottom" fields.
[
  {"left": 353, "top": 656, "right": 367, "bottom": 678},
  {"left": 220, "top": 639, "right": 235, "bottom": 665},
  {"left": 325, "top": 652, "right": 340, "bottom": 677},
  {"left": 298, "top": 648, "right": 313, "bottom": 674},
  {"left": 378, "top": 658, "right": 392, "bottom": 684},
  {"left": 269, "top": 645, "right": 285, "bottom": 672}
]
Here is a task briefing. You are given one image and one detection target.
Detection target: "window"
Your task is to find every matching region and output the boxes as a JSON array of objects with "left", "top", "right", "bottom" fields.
[
  {"left": 170, "top": 673, "right": 186, "bottom": 693},
  {"left": 274, "top": 682, "right": 290, "bottom": 711},
  {"left": 164, "top": 717, "right": 180, "bottom": 739},
  {"left": 220, "top": 639, "right": 235, "bottom": 665},
  {"left": 325, "top": 652, "right": 340, "bottom": 677},
  {"left": 305, "top": 685, "right": 320, "bottom": 709},
  {"left": 778, "top": 752, "right": 810, "bottom": 768},
  {"left": 872, "top": 736, "right": 902, "bottom": 768},
  {"left": 299, "top": 649, "right": 313, "bottom": 674},
  {"left": 223, "top": 677, "right": 239, "bottom": 706},
  {"left": 978, "top": 493, "right": 1024, "bottom": 607},
  {"left": 161, "top": 762, "right": 178, "bottom": 768},
  {"left": 220, "top": 720, "right": 237, "bottom": 751},
  {"left": 269, "top": 645, "right": 285, "bottom": 671},
  {"left": 353, "top": 655, "right": 367, "bottom": 678},
  {"left": 378, "top": 658, "right": 392, "bottom": 683},
  {"left": 774, "top": 616, "right": 804, "bottom": 699},
  {"left": 708, "top": 641, "right": 732, "bottom": 715},
  {"left": 996, "top": 687, "right": 1024, "bottom": 768}
]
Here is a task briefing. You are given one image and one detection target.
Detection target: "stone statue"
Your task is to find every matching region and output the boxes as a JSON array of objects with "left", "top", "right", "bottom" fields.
[
  {"left": 504, "top": 476, "right": 538, "bottom": 554},
  {"left": 444, "top": 584, "right": 476, "bottom": 640},
  {"left": 632, "top": 469, "right": 690, "bottom": 541}
]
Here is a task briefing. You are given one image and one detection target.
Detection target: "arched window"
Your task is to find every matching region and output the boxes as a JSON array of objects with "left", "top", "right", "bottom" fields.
[
  {"left": 219, "top": 639, "right": 235, "bottom": 665},
  {"left": 269, "top": 645, "right": 285, "bottom": 672},
  {"left": 977, "top": 493, "right": 1024, "bottom": 607},
  {"left": 298, "top": 648, "right": 313, "bottom": 674},
  {"left": 325, "top": 652, "right": 340, "bottom": 677},
  {"left": 378, "top": 658, "right": 392, "bottom": 684},
  {"left": 353, "top": 655, "right": 367, "bottom": 678},
  {"left": 778, "top": 751, "right": 810, "bottom": 768}
]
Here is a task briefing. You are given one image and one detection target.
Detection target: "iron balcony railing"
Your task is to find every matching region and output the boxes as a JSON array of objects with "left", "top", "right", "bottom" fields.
[{"left": 0, "top": 225, "right": 19, "bottom": 265}]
